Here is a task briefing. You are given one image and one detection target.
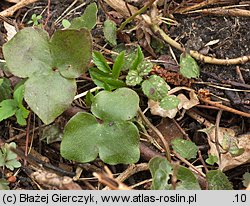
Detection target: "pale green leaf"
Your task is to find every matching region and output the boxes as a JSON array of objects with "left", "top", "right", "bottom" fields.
[
  {"left": 137, "top": 61, "right": 153, "bottom": 76},
  {"left": 142, "top": 75, "right": 169, "bottom": 101},
  {"left": 3, "top": 27, "right": 52, "bottom": 78},
  {"left": 243, "top": 172, "right": 250, "bottom": 187},
  {"left": 160, "top": 95, "right": 180, "bottom": 110},
  {"left": 171, "top": 138, "right": 198, "bottom": 160},
  {"left": 207, "top": 170, "right": 233, "bottom": 190},
  {"left": 103, "top": 19, "right": 117, "bottom": 46},
  {"left": 24, "top": 72, "right": 76, "bottom": 125},
  {"left": 180, "top": 53, "right": 200, "bottom": 78},
  {"left": 91, "top": 88, "right": 139, "bottom": 121},
  {"left": 126, "top": 70, "right": 142, "bottom": 86},
  {"left": 62, "top": 19, "right": 71, "bottom": 28},
  {"left": 70, "top": 3, "right": 97, "bottom": 30}
]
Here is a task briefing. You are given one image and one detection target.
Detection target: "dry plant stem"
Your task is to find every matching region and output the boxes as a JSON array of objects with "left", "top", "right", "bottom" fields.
[
  {"left": 187, "top": 8, "right": 250, "bottom": 17},
  {"left": 200, "top": 97, "right": 250, "bottom": 118},
  {"left": 186, "top": 110, "right": 212, "bottom": 128},
  {"left": 138, "top": 108, "right": 171, "bottom": 162},
  {"left": 151, "top": 24, "right": 250, "bottom": 65},
  {"left": 131, "top": 178, "right": 152, "bottom": 189},
  {"left": 24, "top": 113, "right": 31, "bottom": 166},
  {"left": 215, "top": 110, "right": 223, "bottom": 164},
  {"left": 176, "top": 0, "right": 226, "bottom": 14},
  {"left": 117, "top": 0, "right": 157, "bottom": 32},
  {"left": 0, "top": 0, "right": 39, "bottom": 17},
  {"left": 172, "top": 151, "right": 206, "bottom": 178},
  {"left": 116, "top": 163, "right": 149, "bottom": 182}
]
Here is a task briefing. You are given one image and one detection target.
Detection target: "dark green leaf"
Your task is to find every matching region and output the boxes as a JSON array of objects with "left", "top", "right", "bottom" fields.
[
  {"left": 171, "top": 138, "right": 198, "bottom": 160},
  {"left": 85, "top": 91, "right": 94, "bottom": 106},
  {"left": 70, "top": 3, "right": 97, "bottom": 30},
  {"left": 0, "top": 78, "right": 12, "bottom": 102},
  {"left": 207, "top": 170, "right": 233, "bottom": 190},
  {"left": 92, "top": 51, "right": 111, "bottom": 73},
  {"left": 130, "top": 46, "right": 144, "bottom": 71},
  {"left": 103, "top": 19, "right": 117, "bottom": 46},
  {"left": 112, "top": 51, "right": 125, "bottom": 79},
  {"left": 89, "top": 67, "right": 125, "bottom": 90},
  {"left": 0, "top": 179, "right": 9, "bottom": 190}
]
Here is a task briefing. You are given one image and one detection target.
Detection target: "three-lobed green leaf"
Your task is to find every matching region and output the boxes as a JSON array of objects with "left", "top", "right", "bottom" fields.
[
  {"left": 171, "top": 138, "right": 198, "bottom": 160},
  {"left": 70, "top": 2, "right": 98, "bottom": 30},
  {"left": 61, "top": 87, "right": 140, "bottom": 164},
  {"left": 3, "top": 27, "right": 92, "bottom": 124}
]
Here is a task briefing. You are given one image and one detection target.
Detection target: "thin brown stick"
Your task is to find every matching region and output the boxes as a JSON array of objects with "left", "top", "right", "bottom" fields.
[
  {"left": 0, "top": 0, "right": 39, "bottom": 17},
  {"left": 215, "top": 110, "right": 223, "bottom": 164},
  {"left": 138, "top": 108, "right": 171, "bottom": 162},
  {"left": 200, "top": 98, "right": 250, "bottom": 118}
]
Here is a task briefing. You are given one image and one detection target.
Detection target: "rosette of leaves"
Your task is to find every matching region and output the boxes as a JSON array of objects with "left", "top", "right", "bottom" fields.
[
  {"left": 61, "top": 87, "right": 140, "bottom": 164},
  {"left": 3, "top": 27, "right": 92, "bottom": 124},
  {"left": 89, "top": 51, "right": 125, "bottom": 91}
]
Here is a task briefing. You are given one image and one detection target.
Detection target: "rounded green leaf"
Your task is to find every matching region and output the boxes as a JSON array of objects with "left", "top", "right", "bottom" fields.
[
  {"left": 61, "top": 112, "right": 140, "bottom": 164},
  {"left": 142, "top": 75, "right": 169, "bottom": 101},
  {"left": 207, "top": 170, "right": 233, "bottom": 190},
  {"left": 24, "top": 72, "right": 76, "bottom": 124},
  {"left": 3, "top": 27, "right": 52, "bottom": 78},
  {"left": 50, "top": 29, "right": 92, "bottom": 78},
  {"left": 171, "top": 138, "right": 198, "bottom": 160},
  {"left": 103, "top": 19, "right": 117, "bottom": 46},
  {"left": 180, "top": 53, "right": 200, "bottom": 78},
  {"left": 91, "top": 87, "right": 139, "bottom": 121},
  {"left": 160, "top": 95, "right": 180, "bottom": 110},
  {"left": 61, "top": 113, "right": 99, "bottom": 162}
]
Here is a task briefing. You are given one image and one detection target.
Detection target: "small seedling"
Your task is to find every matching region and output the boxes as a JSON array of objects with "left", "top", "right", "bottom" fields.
[
  {"left": 0, "top": 83, "right": 29, "bottom": 126},
  {"left": 27, "top": 14, "right": 42, "bottom": 26},
  {"left": 0, "top": 142, "right": 21, "bottom": 171}
]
